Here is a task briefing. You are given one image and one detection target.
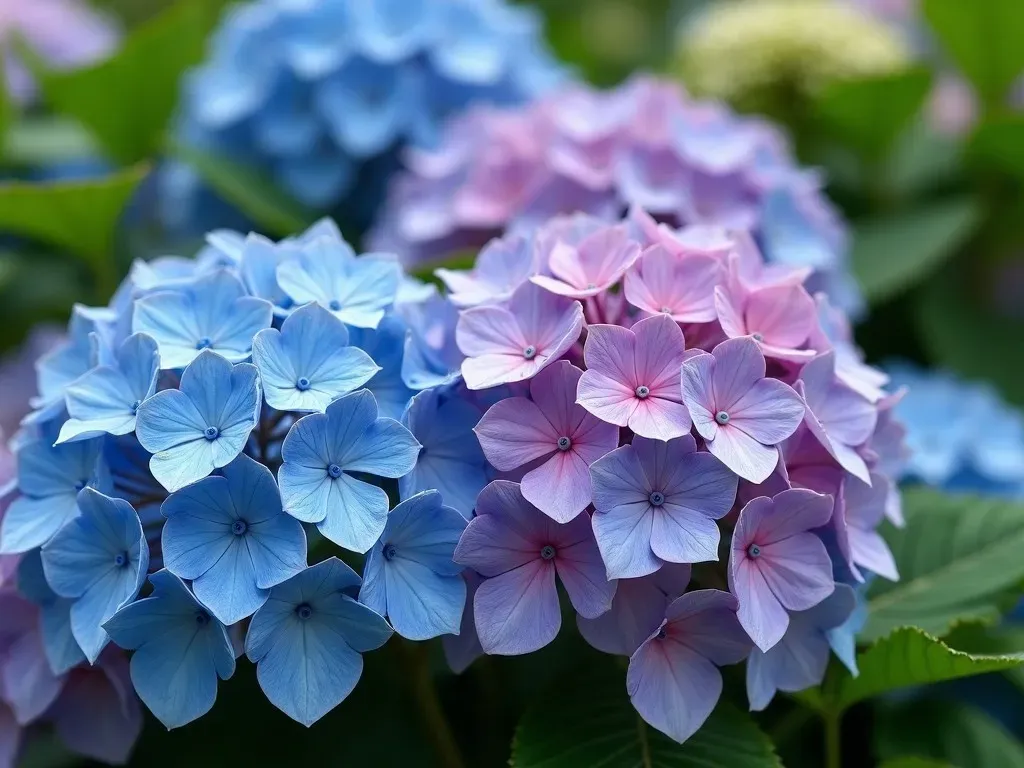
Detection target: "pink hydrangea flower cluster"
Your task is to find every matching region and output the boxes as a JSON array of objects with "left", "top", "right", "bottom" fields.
[
  {"left": 371, "top": 75, "right": 861, "bottom": 313},
  {"left": 443, "top": 209, "right": 905, "bottom": 743}
]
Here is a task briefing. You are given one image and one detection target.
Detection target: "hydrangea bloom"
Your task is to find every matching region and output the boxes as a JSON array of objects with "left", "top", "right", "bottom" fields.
[
  {"left": 0, "top": 218, "right": 492, "bottom": 738},
  {"left": 440, "top": 211, "right": 905, "bottom": 743},
  {"left": 371, "top": 76, "right": 862, "bottom": 313},
  {"left": 163, "top": 0, "right": 563, "bottom": 232}
]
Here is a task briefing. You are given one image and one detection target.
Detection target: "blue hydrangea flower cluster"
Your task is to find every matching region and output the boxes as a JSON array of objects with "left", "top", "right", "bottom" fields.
[
  {"left": 886, "top": 363, "right": 1024, "bottom": 498},
  {"left": 0, "top": 219, "right": 484, "bottom": 732},
  {"left": 161, "top": 0, "right": 564, "bottom": 232}
]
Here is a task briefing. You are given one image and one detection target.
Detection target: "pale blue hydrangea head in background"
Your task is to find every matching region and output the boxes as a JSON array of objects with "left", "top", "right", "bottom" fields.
[{"left": 161, "top": 0, "right": 565, "bottom": 233}]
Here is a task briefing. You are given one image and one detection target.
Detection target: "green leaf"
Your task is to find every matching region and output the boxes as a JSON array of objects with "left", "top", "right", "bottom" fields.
[
  {"left": 815, "top": 67, "right": 933, "bottom": 157},
  {"left": 877, "top": 700, "right": 1024, "bottom": 768},
  {"left": 511, "top": 664, "right": 781, "bottom": 768},
  {"left": 922, "top": 0, "right": 1024, "bottom": 107},
  {"left": 31, "top": 0, "right": 223, "bottom": 164},
  {"left": 3, "top": 117, "right": 100, "bottom": 166},
  {"left": 850, "top": 198, "right": 981, "bottom": 304},
  {"left": 879, "top": 760, "right": 954, "bottom": 768},
  {"left": 916, "top": 272, "right": 1024, "bottom": 406},
  {"left": 170, "top": 141, "right": 315, "bottom": 238},
  {"left": 0, "top": 164, "right": 149, "bottom": 284},
  {"left": 835, "top": 628, "right": 1024, "bottom": 709},
  {"left": 882, "top": 118, "right": 963, "bottom": 199},
  {"left": 967, "top": 114, "right": 1024, "bottom": 179},
  {"left": 863, "top": 489, "right": 1024, "bottom": 641}
]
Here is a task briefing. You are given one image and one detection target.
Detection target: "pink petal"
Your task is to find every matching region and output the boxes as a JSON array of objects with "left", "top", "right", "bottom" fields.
[
  {"left": 680, "top": 353, "right": 717, "bottom": 441},
  {"left": 664, "top": 589, "right": 751, "bottom": 665},
  {"left": 707, "top": 426, "right": 780, "bottom": 483},
  {"left": 530, "top": 274, "right": 603, "bottom": 299},
  {"left": 456, "top": 305, "right": 525, "bottom": 357},
  {"left": 569, "top": 412, "right": 621, "bottom": 464},
  {"left": 474, "top": 560, "right": 560, "bottom": 655},
  {"left": 577, "top": 369, "right": 639, "bottom": 427},
  {"left": 730, "top": 378, "right": 805, "bottom": 445},
  {"left": 758, "top": 342, "right": 816, "bottom": 363},
  {"left": 522, "top": 450, "right": 593, "bottom": 523},
  {"left": 714, "top": 285, "right": 748, "bottom": 338},
  {"left": 582, "top": 323, "right": 637, "bottom": 386},
  {"left": 633, "top": 314, "right": 686, "bottom": 394},
  {"left": 454, "top": 513, "right": 537, "bottom": 576},
  {"left": 443, "top": 571, "right": 484, "bottom": 674},
  {"left": 744, "top": 285, "right": 815, "bottom": 348},
  {"left": 508, "top": 282, "right": 584, "bottom": 356},
  {"left": 626, "top": 247, "right": 723, "bottom": 323},
  {"left": 577, "top": 226, "right": 639, "bottom": 286},
  {"left": 751, "top": 488, "right": 834, "bottom": 543},
  {"left": 759, "top": 533, "right": 835, "bottom": 610},
  {"left": 461, "top": 353, "right": 538, "bottom": 390},
  {"left": 627, "top": 637, "right": 723, "bottom": 744},
  {"left": 710, "top": 337, "right": 766, "bottom": 410},
  {"left": 628, "top": 397, "right": 692, "bottom": 441},
  {"left": 731, "top": 557, "right": 790, "bottom": 652},
  {"left": 848, "top": 527, "right": 900, "bottom": 581},
  {"left": 475, "top": 397, "right": 557, "bottom": 471},
  {"left": 530, "top": 360, "right": 583, "bottom": 436},
  {"left": 0, "top": 705, "right": 21, "bottom": 768},
  {"left": 547, "top": 240, "right": 589, "bottom": 288},
  {"left": 797, "top": 353, "right": 835, "bottom": 411}
]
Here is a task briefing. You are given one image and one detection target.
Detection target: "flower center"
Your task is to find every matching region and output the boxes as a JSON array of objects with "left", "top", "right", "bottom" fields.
[
  {"left": 113, "top": 551, "right": 128, "bottom": 568},
  {"left": 131, "top": 399, "right": 141, "bottom": 414},
  {"left": 751, "top": 332, "right": 764, "bottom": 342},
  {"left": 204, "top": 426, "right": 220, "bottom": 440},
  {"left": 586, "top": 283, "right": 597, "bottom": 290},
  {"left": 296, "top": 603, "right": 313, "bottom": 621},
  {"left": 715, "top": 411, "right": 730, "bottom": 425},
  {"left": 195, "top": 611, "right": 210, "bottom": 627},
  {"left": 383, "top": 543, "right": 397, "bottom": 561},
  {"left": 195, "top": 337, "right": 212, "bottom": 350},
  {"left": 660, "top": 306, "right": 672, "bottom": 314},
  {"left": 649, "top": 491, "right": 665, "bottom": 506},
  {"left": 557, "top": 436, "right": 572, "bottom": 451},
  {"left": 748, "top": 543, "right": 762, "bottom": 559},
  {"left": 74, "top": 480, "right": 87, "bottom": 491},
  {"left": 656, "top": 627, "right": 667, "bottom": 640},
  {"left": 296, "top": 376, "right": 311, "bottom": 391},
  {"left": 522, "top": 345, "right": 537, "bottom": 360},
  {"left": 540, "top": 545, "right": 556, "bottom": 561},
  {"left": 635, "top": 385, "right": 650, "bottom": 399},
  {"left": 327, "top": 463, "right": 343, "bottom": 479},
  {"left": 328, "top": 299, "right": 342, "bottom": 311},
  {"left": 231, "top": 520, "right": 248, "bottom": 536}
]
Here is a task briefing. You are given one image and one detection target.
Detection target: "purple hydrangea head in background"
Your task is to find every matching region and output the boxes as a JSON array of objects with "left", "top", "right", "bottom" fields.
[
  {"left": 371, "top": 76, "right": 862, "bottom": 314},
  {"left": 441, "top": 211, "right": 905, "bottom": 743},
  {"left": 0, "top": 0, "right": 120, "bottom": 105},
  {"left": 161, "top": 0, "right": 565, "bottom": 233}
]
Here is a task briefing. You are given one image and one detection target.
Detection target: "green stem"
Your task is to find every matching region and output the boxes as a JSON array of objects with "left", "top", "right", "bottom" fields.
[
  {"left": 823, "top": 708, "right": 842, "bottom": 768},
  {"left": 397, "top": 639, "right": 466, "bottom": 768},
  {"left": 770, "top": 706, "right": 814, "bottom": 747}
]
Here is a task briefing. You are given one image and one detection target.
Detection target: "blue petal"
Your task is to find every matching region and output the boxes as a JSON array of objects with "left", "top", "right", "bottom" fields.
[
  {"left": 278, "top": 1, "right": 354, "bottom": 78},
  {"left": 192, "top": 538, "right": 268, "bottom": 625},
  {"left": 340, "top": 416, "right": 421, "bottom": 477},
  {"left": 57, "top": 333, "right": 159, "bottom": 443},
  {"left": 32, "top": 307, "right": 101, "bottom": 410},
  {"left": 355, "top": 0, "right": 434, "bottom": 61},
  {"left": 238, "top": 233, "right": 295, "bottom": 314},
  {"left": 16, "top": 552, "right": 85, "bottom": 674},
  {"left": 759, "top": 189, "right": 836, "bottom": 270},
  {"left": 384, "top": 491, "right": 467, "bottom": 576},
  {"left": 398, "top": 293, "right": 463, "bottom": 391},
  {"left": 245, "top": 558, "right": 392, "bottom": 726},
  {"left": 381, "top": 557, "right": 465, "bottom": 640},
  {"left": 348, "top": 315, "right": 415, "bottom": 420},
  {"left": 277, "top": 150, "right": 356, "bottom": 208},
  {"left": 103, "top": 570, "right": 235, "bottom": 729},
  {"left": 430, "top": 2, "right": 509, "bottom": 84},
  {"left": 252, "top": 302, "right": 379, "bottom": 412},
  {"left": 132, "top": 271, "right": 272, "bottom": 369},
  {"left": 313, "top": 477, "right": 390, "bottom": 553},
  {"left": 41, "top": 489, "right": 148, "bottom": 662},
  {"left": 1, "top": 495, "right": 79, "bottom": 554}
]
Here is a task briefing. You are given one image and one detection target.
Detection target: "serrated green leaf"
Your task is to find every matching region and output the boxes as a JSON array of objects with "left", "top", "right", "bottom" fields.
[
  {"left": 31, "top": 0, "right": 222, "bottom": 164},
  {"left": 850, "top": 198, "right": 981, "bottom": 304},
  {"left": 967, "top": 115, "right": 1024, "bottom": 179},
  {"left": 922, "top": 0, "right": 1024, "bottom": 107},
  {"left": 863, "top": 488, "right": 1024, "bottom": 641},
  {"left": 169, "top": 141, "right": 315, "bottom": 238},
  {"left": 836, "top": 628, "right": 1024, "bottom": 709},
  {"left": 816, "top": 67, "right": 933, "bottom": 157},
  {"left": 916, "top": 273, "right": 1024, "bottom": 407},
  {"left": 0, "top": 163, "right": 148, "bottom": 284},
  {"left": 511, "top": 664, "right": 781, "bottom": 768},
  {"left": 877, "top": 700, "right": 1024, "bottom": 768}
]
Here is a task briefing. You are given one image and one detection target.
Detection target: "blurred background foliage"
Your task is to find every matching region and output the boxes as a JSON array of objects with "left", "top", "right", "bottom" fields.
[{"left": 4, "top": 1, "right": 1024, "bottom": 767}]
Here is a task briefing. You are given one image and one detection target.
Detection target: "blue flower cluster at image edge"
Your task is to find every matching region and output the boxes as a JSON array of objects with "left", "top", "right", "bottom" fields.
[
  {"left": 161, "top": 0, "right": 564, "bottom": 232},
  {"left": 0, "top": 218, "right": 488, "bottom": 730}
]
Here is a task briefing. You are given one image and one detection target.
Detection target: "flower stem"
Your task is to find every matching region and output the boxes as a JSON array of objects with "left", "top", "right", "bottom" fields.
[
  {"left": 823, "top": 708, "right": 841, "bottom": 768},
  {"left": 398, "top": 639, "right": 466, "bottom": 768}
]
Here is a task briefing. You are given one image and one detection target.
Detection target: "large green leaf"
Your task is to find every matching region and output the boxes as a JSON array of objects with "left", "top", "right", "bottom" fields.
[
  {"left": 850, "top": 198, "right": 981, "bottom": 304},
  {"left": 916, "top": 273, "right": 1024, "bottom": 406},
  {"left": 170, "top": 141, "right": 315, "bottom": 238},
  {"left": 878, "top": 760, "right": 953, "bottom": 768},
  {"left": 922, "top": 0, "right": 1024, "bottom": 107},
  {"left": 967, "top": 115, "right": 1024, "bottom": 179},
  {"left": 0, "top": 164, "right": 149, "bottom": 288},
  {"left": 876, "top": 700, "right": 1024, "bottom": 768},
  {"left": 511, "top": 665, "right": 781, "bottom": 768},
  {"left": 3, "top": 117, "right": 100, "bottom": 166},
  {"left": 31, "top": 0, "right": 222, "bottom": 164},
  {"left": 815, "top": 67, "right": 933, "bottom": 157},
  {"left": 863, "top": 488, "right": 1024, "bottom": 641},
  {"left": 835, "top": 628, "right": 1024, "bottom": 709}
]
